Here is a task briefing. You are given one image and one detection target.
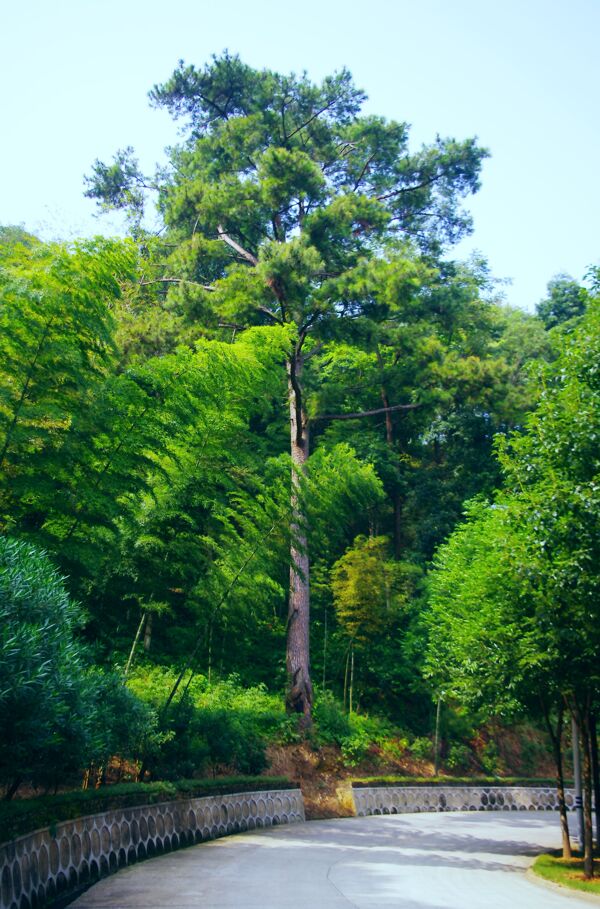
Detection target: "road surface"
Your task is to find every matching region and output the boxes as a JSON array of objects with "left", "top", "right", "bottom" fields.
[{"left": 71, "top": 811, "right": 589, "bottom": 908}]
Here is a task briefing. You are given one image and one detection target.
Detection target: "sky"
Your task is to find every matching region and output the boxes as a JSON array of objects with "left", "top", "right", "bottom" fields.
[{"left": 1, "top": 0, "right": 598, "bottom": 311}]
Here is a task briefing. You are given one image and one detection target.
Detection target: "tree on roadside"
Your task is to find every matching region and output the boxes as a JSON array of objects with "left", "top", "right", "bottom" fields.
[
  {"left": 426, "top": 497, "right": 574, "bottom": 857},
  {"left": 86, "top": 53, "right": 488, "bottom": 723},
  {"left": 427, "top": 298, "right": 600, "bottom": 874}
]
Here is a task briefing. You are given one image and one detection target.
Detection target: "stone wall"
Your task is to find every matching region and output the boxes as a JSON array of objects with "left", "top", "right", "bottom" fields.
[
  {"left": 0, "top": 788, "right": 304, "bottom": 909},
  {"left": 352, "top": 785, "right": 575, "bottom": 817}
]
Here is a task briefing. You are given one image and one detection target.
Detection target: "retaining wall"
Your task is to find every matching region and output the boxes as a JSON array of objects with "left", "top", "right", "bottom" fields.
[
  {"left": 352, "top": 785, "right": 575, "bottom": 817},
  {"left": 0, "top": 788, "right": 304, "bottom": 909}
]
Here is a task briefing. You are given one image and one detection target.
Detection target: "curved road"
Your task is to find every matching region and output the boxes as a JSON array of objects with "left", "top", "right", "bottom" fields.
[{"left": 71, "top": 812, "right": 587, "bottom": 908}]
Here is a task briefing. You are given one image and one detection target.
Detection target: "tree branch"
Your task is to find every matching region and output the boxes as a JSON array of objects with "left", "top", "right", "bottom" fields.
[
  {"left": 377, "top": 174, "right": 439, "bottom": 203},
  {"left": 218, "top": 321, "right": 246, "bottom": 331},
  {"left": 312, "top": 401, "right": 420, "bottom": 422},
  {"left": 303, "top": 342, "right": 325, "bottom": 362},
  {"left": 217, "top": 225, "right": 258, "bottom": 265},
  {"left": 287, "top": 95, "right": 342, "bottom": 140},
  {"left": 139, "top": 277, "right": 214, "bottom": 290},
  {"left": 352, "top": 153, "right": 377, "bottom": 192},
  {"left": 258, "top": 305, "right": 284, "bottom": 324}
]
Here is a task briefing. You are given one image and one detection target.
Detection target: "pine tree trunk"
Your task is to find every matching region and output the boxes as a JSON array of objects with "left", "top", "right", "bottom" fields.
[{"left": 286, "top": 355, "right": 313, "bottom": 726}]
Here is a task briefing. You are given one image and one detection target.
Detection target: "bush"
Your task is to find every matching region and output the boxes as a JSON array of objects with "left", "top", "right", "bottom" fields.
[
  {"left": 445, "top": 743, "right": 471, "bottom": 771},
  {"left": 126, "top": 666, "right": 283, "bottom": 778},
  {"left": 311, "top": 692, "right": 399, "bottom": 766},
  {"left": 408, "top": 737, "right": 433, "bottom": 761},
  {"left": 312, "top": 691, "right": 352, "bottom": 745},
  {"left": 0, "top": 776, "right": 294, "bottom": 843},
  {"left": 479, "top": 740, "right": 502, "bottom": 775},
  {"left": 0, "top": 537, "right": 154, "bottom": 796}
]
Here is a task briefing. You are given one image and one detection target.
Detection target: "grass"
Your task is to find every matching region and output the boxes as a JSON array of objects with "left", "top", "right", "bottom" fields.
[
  {"left": 533, "top": 852, "right": 600, "bottom": 895},
  {"left": 351, "top": 776, "right": 567, "bottom": 788}
]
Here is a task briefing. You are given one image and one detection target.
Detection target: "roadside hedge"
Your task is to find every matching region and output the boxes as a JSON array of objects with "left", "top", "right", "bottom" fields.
[
  {"left": 0, "top": 776, "right": 295, "bottom": 843},
  {"left": 351, "top": 776, "right": 569, "bottom": 788}
]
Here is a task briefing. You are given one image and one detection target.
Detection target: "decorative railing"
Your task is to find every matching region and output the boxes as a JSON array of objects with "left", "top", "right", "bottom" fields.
[
  {"left": 0, "top": 788, "right": 305, "bottom": 909},
  {"left": 352, "top": 784, "right": 574, "bottom": 817}
]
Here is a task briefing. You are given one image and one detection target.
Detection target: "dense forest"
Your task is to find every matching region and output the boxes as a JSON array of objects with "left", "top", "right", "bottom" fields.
[{"left": 2, "top": 53, "right": 599, "bottom": 871}]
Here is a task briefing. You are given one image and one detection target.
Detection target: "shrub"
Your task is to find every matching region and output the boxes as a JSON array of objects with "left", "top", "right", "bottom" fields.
[
  {"left": 445, "top": 743, "right": 471, "bottom": 771},
  {"left": 408, "top": 736, "right": 433, "bottom": 761},
  {"left": 126, "top": 666, "right": 283, "bottom": 778},
  {"left": 0, "top": 776, "right": 294, "bottom": 843},
  {"left": 0, "top": 537, "right": 154, "bottom": 796},
  {"left": 311, "top": 692, "right": 399, "bottom": 766},
  {"left": 312, "top": 691, "right": 352, "bottom": 745},
  {"left": 479, "top": 740, "right": 501, "bottom": 775}
]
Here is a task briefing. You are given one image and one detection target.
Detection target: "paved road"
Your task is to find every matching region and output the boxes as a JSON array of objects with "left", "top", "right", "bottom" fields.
[{"left": 71, "top": 812, "right": 587, "bottom": 908}]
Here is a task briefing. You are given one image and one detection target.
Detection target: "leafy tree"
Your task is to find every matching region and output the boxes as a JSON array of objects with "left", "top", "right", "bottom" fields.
[
  {"left": 536, "top": 273, "right": 588, "bottom": 330},
  {"left": 427, "top": 299, "right": 600, "bottom": 872},
  {"left": 497, "top": 300, "right": 600, "bottom": 876},
  {"left": 0, "top": 224, "right": 39, "bottom": 254},
  {"left": 329, "top": 533, "right": 422, "bottom": 714},
  {"left": 426, "top": 496, "right": 575, "bottom": 855},
  {"left": 332, "top": 535, "right": 406, "bottom": 642},
  {"left": 310, "top": 266, "right": 550, "bottom": 564},
  {"left": 0, "top": 537, "right": 151, "bottom": 797},
  {"left": 0, "top": 235, "right": 143, "bottom": 582},
  {"left": 86, "top": 53, "right": 488, "bottom": 723}
]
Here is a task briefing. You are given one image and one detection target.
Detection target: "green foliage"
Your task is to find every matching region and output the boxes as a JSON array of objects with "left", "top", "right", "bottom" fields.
[
  {"left": 426, "top": 498, "right": 536, "bottom": 715},
  {"left": 331, "top": 535, "right": 418, "bottom": 642},
  {"left": 426, "top": 298, "right": 600, "bottom": 729},
  {"left": 126, "top": 666, "right": 287, "bottom": 778},
  {"left": 84, "top": 148, "right": 147, "bottom": 232},
  {"left": 408, "top": 737, "right": 433, "bottom": 761},
  {"left": 311, "top": 691, "right": 397, "bottom": 765},
  {"left": 340, "top": 713, "right": 392, "bottom": 766},
  {"left": 498, "top": 301, "right": 600, "bottom": 698},
  {"left": 351, "top": 776, "right": 562, "bottom": 787},
  {"left": 0, "top": 537, "right": 152, "bottom": 795},
  {"left": 479, "top": 740, "right": 501, "bottom": 775},
  {"left": 312, "top": 691, "right": 352, "bottom": 743},
  {"left": 305, "top": 446, "right": 385, "bottom": 563},
  {"left": 445, "top": 744, "right": 472, "bottom": 771},
  {"left": 536, "top": 273, "right": 588, "bottom": 330},
  {"left": 0, "top": 235, "right": 154, "bottom": 583}
]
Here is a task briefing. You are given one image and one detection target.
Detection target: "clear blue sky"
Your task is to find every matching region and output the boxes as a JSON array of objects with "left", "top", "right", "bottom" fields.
[{"left": 1, "top": 0, "right": 598, "bottom": 311}]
